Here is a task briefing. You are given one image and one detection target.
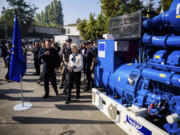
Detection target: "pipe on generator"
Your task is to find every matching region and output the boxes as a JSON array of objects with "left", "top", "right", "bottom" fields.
[
  {"left": 142, "top": 34, "right": 180, "bottom": 48},
  {"left": 143, "top": 0, "right": 180, "bottom": 34}
]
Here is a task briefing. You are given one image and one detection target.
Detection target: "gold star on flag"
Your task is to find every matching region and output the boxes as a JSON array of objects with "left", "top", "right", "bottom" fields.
[
  {"left": 12, "top": 52, "right": 14, "bottom": 54},
  {"left": 13, "top": 45, "right": 15, "bottom": 47}
]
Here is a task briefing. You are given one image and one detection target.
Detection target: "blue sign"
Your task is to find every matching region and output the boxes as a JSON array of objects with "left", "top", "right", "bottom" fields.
[
  {"left": 99, "top": 42, "right": 105, "bottom": 51},
  {"left": 126, "top": 115, "right": 152, "bottom": 135}
]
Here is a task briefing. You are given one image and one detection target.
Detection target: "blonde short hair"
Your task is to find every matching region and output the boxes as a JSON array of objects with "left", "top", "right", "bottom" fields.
[{"left": 71, "top": 43, "right": 79, "bottom": 49}]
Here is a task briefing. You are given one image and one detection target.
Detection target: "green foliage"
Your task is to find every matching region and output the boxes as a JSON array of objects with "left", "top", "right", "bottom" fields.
[
  {"left": 96, "top": 14, "right": 108, "bottom": 37},
  {"left": 35, "top": 0, "right": 63, "bottom": 27},
  {"left": 0, "top": 0, "right": 37, "bottom": 37},
  {"left": 76, "top": 18, "right": 81, "bottom": 24},
  {"left": 78, "top": 0, "right": 143, "bottom": 41},
  {"left": 100, "top": 0, "right": 122, "bottom": 18},
  {"left": 77, "top": 13, "right": 108, "bottom": 41},
  {"left": 157, "top": 0, "right": 173, "bottom": 13},
  {"left": 77, "top": 19, "right": 88, "bottom": 40},
  {"left": 75, "top": 0, "right": 173, "bottom": 42},
  {"left": 100, "top": 0, "right": 142, "bottom": 18},
  {"left": 148, "top": 0, "right": 155, "bottom": 10},
  {"left": 0, "top": 8, "right": 14, "bottom": 38}
]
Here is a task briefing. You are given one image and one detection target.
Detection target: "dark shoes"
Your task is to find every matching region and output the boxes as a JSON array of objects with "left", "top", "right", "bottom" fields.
[
  {"left": 43, "top": 91, "right": 58, "bottom": 98},
  {"left": 43, "top": 95, "right": 49, "bottom": 98},
  {"left": 84, "top": 86, "right": 91, "bottom": 91},
  {"left": 76, "top": 95, "right": 80, "bottom": 99},
  {"left": 59, "top": 85, "right": 64, "bottom": 89},
  {"left": 37, "top": 80, "right": 41, "bottom": 84},
  {"left": 55, "top": 91, "right": 58, "bottom": 96},
  {"left": 65, "top": 100, "right": 70, "bottom": 104},
  {"left": 33, "top": 73, "right": 40, "bottom": 76},
  {"left": 61, "top": 89, "right": 67, "bottom": 95}
]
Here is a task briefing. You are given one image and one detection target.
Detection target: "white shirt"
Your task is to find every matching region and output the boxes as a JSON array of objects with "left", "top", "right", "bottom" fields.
[{"left": 68, "top": 53, "right": 83, "bottom": 72}]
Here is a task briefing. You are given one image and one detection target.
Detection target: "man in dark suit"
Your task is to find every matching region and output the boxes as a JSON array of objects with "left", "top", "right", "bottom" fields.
[{"left": 39, "top": 40, "right": 60, "bottom": 98}]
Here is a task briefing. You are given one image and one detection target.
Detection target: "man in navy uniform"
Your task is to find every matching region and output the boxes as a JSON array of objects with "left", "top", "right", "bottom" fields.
[
  {"left": 39, "top": 40, "right": 60, "bottom": 98},
  {"left": 33, "top": 41, "right": 41, "bottom": 75},
  {"left": 84, "top": 40, "right": 96, "bottom": 90}
]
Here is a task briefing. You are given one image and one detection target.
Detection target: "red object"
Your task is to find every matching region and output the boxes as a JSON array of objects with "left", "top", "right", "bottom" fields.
[{"left": 148, "top": 104, "right": 154, "bottom": 113}]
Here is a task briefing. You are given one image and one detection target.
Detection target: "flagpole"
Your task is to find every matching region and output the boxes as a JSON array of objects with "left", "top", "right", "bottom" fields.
[
  {"left": 13, "top": 75, "right": 32, "bottom": 111},
  {"left": 20, "top": 75, "right": 24, "bottom": 107},
  {"left": 12, "top": 8, "right": 32, "bottom": 111}
]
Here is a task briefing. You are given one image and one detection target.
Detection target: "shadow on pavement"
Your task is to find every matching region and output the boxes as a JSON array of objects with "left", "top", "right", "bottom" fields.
[
  {"left": 59, "top": 130, "right": 75, "bottom": 135},
  {"left": 79, "top": 95, "right": 91, "bottom": 99},
  {"left": 26, "top": 66, "right": 35, "bottom": 69},
  {"left": 24, "top": 73, "right": 35, "bottom": 76},
  {"left": 32, "top": 106, "right": 55, "bottom": 108},
  {"left": 22, "top": 78, "right": 39, "bottom": 82},
  {"left": 0, "top": 94, "right": 66, "bottom": 102},
  {"left": 55, "top": 104, "right": 97, "bottom": 111},
  {"left": 0, "top": 89, "right": 33, "bottom": 95},
  {"left": 12, "top": 116, "right": 114, "bottom": 124}
]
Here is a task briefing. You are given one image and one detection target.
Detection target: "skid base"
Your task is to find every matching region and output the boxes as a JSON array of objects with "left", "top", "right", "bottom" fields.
[{"left": 92, "top": 88, "right": 169, "bottom": 135}]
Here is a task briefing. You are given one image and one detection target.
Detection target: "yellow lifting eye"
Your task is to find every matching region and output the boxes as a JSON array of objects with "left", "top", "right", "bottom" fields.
[
  {"left": 127, "top": 63, "right": 132, "bottom": 66},
  {"left": 155, "top": 55, "right": 160, "bottom": 59},
  {"left": 118, "top": 76, "right": 121, "bottom": 82},
  {"left": 159, "top": 74, "right": 166, "bottom": 78}
]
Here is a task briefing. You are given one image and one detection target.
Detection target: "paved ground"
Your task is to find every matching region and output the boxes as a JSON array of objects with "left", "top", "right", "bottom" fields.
[{"left": 0, "top": 52, "right": 126, "bottom": 135}]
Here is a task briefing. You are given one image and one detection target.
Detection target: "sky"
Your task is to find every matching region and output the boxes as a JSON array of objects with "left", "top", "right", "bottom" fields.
[
  {"left": 0, "top": 0, "right": 101, "bottom": 25},
  {"left": 0, "top": 0, "right": 160, "bottom": 25}
]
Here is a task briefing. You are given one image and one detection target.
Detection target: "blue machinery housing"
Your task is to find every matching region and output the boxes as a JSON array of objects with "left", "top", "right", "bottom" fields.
[{"left": 94, "top": 0, "right": 180, "bottom": 134}]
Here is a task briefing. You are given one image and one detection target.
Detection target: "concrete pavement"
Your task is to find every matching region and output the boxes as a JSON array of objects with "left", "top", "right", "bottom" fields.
[{"left": 0, "top": 52, "right": 126, "bottom": 135}]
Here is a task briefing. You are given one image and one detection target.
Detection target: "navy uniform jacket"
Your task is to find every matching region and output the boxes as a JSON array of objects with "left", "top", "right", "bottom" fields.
[
  {"left": 33, "top": 46, "right": 41, "bottom": 60},
  {"left": 39, "top": 48, "right": 60, "bottom": 71},
  {"left": 84, "top": 48, "right": 96, "bottom": 70},
  {"left": 63, "top": 48, "right": 72, "bottom": 63}
]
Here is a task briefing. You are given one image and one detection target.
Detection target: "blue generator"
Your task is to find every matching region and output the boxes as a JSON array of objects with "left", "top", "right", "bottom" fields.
[{"left": 94, "top": 0, "right": 180, "bottom": 134}]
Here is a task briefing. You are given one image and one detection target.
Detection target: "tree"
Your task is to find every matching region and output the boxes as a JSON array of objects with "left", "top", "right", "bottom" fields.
[
  {"left": 147, "top": 0, "right": 155, "bottom": 10},
  {"left": 78, "top": 0, "right": 143, "bottom": 41},
  {"left": 77, "top": 14, "right": 98, "bottom": 40},
  {"left": 86, "top": 14, "right": 97, "bottom": 40},
  {"left": 143, "top": 0, "right": 158, "bottom": 17},
  {"left": 0, "top": 8, "right": 14, "bottom": 38},
  {"left": 35, "top": 0, "right": 63, "bottom": 27},
  {"left": 77, "top": 19, "right": 88, "bottom": 40},
  {"left": 96, "top": 14, "right": 108, "bottom": 39},
  {"left": 100, "top": 0, "right": 123, "bottom": 18},
  {"left": 157, "top": 0, "right": 173, "bottom": 13},
  {"left": 0, "top": 0, "right": 37, "bottom": 37},
  {"left": 100, "top": 0, "right": 142, "bottom": 18},
  {"left": 77, "top": 13, "right": 108, "bottom": 41},
  {"left": 76, "top": 18, "right": 81, "bottom": 25},
  {"left": 128, "top": 0, "right": 143, "bottom": 13}
]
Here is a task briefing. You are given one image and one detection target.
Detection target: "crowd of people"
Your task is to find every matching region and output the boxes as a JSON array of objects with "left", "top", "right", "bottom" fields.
[
  {"left": 32, "top": 38, "right": 97, "bottom": 104},
  {"left": 0, "top": 40, "right": 27, "bottom": 81},
  {"left": 0, "top": 38, "right": 97, "bottom": 104}
]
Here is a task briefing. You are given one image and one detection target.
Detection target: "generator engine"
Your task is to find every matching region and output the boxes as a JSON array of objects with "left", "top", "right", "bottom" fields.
[{"left": 94, "top": 0, "right": 180, "bottom": 134}]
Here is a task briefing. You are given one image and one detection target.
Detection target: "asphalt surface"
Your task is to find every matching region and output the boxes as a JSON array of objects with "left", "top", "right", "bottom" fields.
[{"left": 0, "top": 52, "right": 126, "bottom": 135}]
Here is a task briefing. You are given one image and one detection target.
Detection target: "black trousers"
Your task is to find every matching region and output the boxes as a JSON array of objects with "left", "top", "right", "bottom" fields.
[
  {"left": 64, "top": 67, "right": 69, "bottom": 92},
  {"left": 86, "top": 69, "right": 93, "bottom": 90},
  {"left": 39, "top": 64, "right": 45, "bottom": 81},
  {"left": 34, "top": 58, "right": 40, "bottom": 74},
  {"left": 44, "top": 70, "right": 58, "bottom": 96},
  {"left": 5, "top": 61, "right": 10, "bottom": 80},
  {"left": 67, "top": 71, "right": 81, "bottom": 101}
]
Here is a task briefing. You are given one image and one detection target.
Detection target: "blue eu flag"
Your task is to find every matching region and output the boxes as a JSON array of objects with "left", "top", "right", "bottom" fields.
[{"left": 9, "top": 14, "right": 26, "bottom": 82}]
